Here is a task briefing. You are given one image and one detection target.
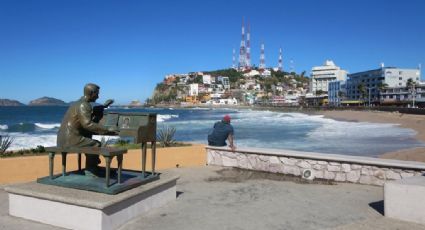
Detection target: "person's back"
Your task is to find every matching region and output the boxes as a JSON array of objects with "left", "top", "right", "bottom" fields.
[
  {"left": 208, "top": 115, "right": 235, "bottom": 151},
  {"left": 57, "top": 97, "right": 95, "bottom": 147},
  {"left": 208, "top": 121, "right": 233, "bottom": 146}
]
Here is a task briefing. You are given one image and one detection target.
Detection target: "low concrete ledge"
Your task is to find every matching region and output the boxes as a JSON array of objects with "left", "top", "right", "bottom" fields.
[
  {"left": 206, "top": 146, "right": 425, "bottom": 186},
  {"left": 385, "top": 176, "right": 425, "bottom": 224},
  {"left": 6, "top": 172, "right": 179, "bottom": 230},
  {"left": 206, "top": 146, "right": 425, "bottom": 170}
]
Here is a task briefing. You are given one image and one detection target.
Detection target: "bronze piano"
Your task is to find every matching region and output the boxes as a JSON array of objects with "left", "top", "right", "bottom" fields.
[{"left": 100, "top": 111, "right": 157, "bottom": 176}]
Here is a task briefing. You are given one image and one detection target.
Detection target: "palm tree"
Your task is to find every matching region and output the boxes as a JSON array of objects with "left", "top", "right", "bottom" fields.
[
  {"left": 377, "top": 82, "right": 388, "bottom": 91},
  {"left": 358, "top": 83, "right": 366, "bottom": 105},
  {"left": 377, "top": 82, "right": 388, "bottom": 103},
  {"left": 338, "top": 91, "right": 345, "bottom": 100},
  {"left": 316, "top": 90, "right": 324, "bottom": 96},
  {"left": 406, "top": 78, "right": 417, "bottom": 107}
]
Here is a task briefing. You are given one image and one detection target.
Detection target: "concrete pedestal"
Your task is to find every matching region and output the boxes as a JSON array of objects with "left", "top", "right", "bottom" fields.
[
  {"left": 5, "top": 172, "right": 178, "bottom": 230},
  {"left": 384, "top": 176, "right": 425, "bottom": 225}
]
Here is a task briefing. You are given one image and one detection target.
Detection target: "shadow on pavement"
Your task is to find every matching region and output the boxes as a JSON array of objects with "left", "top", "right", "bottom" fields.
[{"left": 369, "top": 200, "right": 384, "bottom": 216}]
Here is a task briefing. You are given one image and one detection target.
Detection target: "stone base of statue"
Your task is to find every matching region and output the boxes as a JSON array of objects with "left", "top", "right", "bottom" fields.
[
  {"left": 5, "top": 171, "right": 178, "bottom": 230},
  {"left": 37, "top": 168, "right": 160, "bottom": 195}
]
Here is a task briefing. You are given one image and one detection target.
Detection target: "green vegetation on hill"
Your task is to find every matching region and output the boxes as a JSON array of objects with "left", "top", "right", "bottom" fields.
[{"left": 204, "top": 68, "right": 243, "bottom": 84}]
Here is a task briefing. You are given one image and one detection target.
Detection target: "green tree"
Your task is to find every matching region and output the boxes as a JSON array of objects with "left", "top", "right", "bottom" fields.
[
  {"left": 338, "top": 91, "right": 345, "bottom": 99},
  {"left": 358, "top": 83, "right": 366, "bottom": 104},
  {"left": 205, "top": 68, "right": 243, "bottom": 83},
  {"left": 377, "top": 82, "right": 388, "bottom": 91},
  {"left": 406, "top": 78, "right": 416, "bottom": 89}
]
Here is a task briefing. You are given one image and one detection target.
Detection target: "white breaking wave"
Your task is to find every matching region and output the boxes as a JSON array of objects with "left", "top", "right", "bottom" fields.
[
  {"left": 0, "top": 124, "right": 8, "bottom": 130},
  {"left": 35, "top": 123, "right": 61, "bottom": 129},
  {"left": 157, "top": 114, "right": 179, "bottom": 122},
  {"left": 307, "top": 121, "right": 410, "bottom": 140},
  {"left": 7, "top": 133, "right": 57, "bottom": 151}
]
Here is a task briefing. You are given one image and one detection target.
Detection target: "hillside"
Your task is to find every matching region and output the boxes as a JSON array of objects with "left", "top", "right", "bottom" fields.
[
  {"left": 0, "top": 99, "right": 25, "bottom": 106},
  {"left": 28, "top": 97, "right": 67, "bottom": 106}
]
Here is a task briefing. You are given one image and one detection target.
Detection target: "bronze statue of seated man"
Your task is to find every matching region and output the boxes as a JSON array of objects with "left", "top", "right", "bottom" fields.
[{"left": 57, "top": 83, "right": 118, "bottom": 176}]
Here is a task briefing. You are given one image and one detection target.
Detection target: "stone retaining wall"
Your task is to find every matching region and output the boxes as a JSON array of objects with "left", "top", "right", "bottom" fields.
[{"left": 206, "top": 146, "right": 425, "bottom": 186}]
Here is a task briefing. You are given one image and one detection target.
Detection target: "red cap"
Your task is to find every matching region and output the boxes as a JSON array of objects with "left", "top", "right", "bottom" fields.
[{"left": 223, "top": 115, "right": 231, "bottom": 122}]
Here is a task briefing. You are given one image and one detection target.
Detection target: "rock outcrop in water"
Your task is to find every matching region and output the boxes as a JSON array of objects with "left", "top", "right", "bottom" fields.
[
  {"left": 0, "top": 99, "right": 25, "bottom": 106},
  {"left": 29, "top": 97, "right": 67, "bottom": 106},
  {"left": 128, "top": 100, "right": 143, "bottom": 107}
]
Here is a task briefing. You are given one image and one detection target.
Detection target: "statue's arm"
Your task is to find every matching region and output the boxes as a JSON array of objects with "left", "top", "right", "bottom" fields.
[{"left": 79, "top": 103, "right": 109, "bottom": 134}]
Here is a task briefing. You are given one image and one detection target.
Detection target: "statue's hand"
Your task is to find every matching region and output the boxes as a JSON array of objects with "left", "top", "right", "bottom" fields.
[
  {"left": 107, "top": 126, "right": 119, "bottom": 135},
  {"left": 104, "top": 99, "right": 114, "bottom": 107}
]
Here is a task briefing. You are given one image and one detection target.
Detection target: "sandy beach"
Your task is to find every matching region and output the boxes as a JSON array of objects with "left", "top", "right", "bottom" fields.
[
  {"left": 319, "top": 110, "right": 425, "bottom": 162},
  {"left": 0, "top": 144, "right": 206, "bottom": 184}
]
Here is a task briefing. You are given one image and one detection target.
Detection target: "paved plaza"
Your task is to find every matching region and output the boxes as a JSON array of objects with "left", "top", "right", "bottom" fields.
[{"left": 1, "top": 166, "right": 425, "bottom": 230}]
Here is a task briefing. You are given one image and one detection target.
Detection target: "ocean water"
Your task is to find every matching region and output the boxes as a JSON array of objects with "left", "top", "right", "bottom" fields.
[{"left": 0, "top": 106, "right": 423, "bottom": 156}]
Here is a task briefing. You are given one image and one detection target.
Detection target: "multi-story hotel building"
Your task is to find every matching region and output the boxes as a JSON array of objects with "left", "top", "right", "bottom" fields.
[
  {"left": 346, "top": 66, "right": 421, "bottom": 102},
  {"left": 311, "top": 60, "right": 347, "bottom": 95},
  {"left": 328, "top": 80, "right": 346, "bottom": 106}
]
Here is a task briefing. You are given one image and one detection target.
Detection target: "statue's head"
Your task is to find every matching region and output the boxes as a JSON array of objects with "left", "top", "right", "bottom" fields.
[{"left": 84, "top": 83, "right": 100, "bottom": 102}]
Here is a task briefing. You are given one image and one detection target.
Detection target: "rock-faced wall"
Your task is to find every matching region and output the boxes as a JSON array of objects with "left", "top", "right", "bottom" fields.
[{"left": 206, "top": 147, "right": 425, "bottom": 186}]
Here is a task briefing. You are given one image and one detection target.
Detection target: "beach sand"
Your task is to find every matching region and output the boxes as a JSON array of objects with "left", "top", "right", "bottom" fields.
[
  {"left": 0, "top": 144, "right": 206, "bottom": 184},
  {"left": 319, "top": 110, "right": 425, "bottom": 162}
]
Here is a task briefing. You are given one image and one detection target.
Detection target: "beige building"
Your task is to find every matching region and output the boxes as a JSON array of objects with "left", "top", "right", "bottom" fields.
[{"left": 311, "top": 60, "right": 347, "bottom": 94}]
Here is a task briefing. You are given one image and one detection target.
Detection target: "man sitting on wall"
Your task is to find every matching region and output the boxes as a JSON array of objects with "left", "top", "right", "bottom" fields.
[{"left": 208, "top": 115, "right": 236, "bottom": 151}]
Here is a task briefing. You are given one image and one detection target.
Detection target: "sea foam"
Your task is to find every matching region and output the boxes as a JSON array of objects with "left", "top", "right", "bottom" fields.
[
  {"left": 7, "top": 133, "right": 57, "bottom": 151},
  {"left": 35, "top": 123, "right": 61, "bottom": 129},
  {"left": 157, "top": 114, "right": 179, "bottom": 122}
]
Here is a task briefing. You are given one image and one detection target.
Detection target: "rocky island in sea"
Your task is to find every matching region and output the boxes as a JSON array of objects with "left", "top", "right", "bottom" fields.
[
  {"left": 0, "top": 99, "right": 25, "bottom": 106},
  {"left": 28, "top": 97, "right": 68, "bottom": 106}
]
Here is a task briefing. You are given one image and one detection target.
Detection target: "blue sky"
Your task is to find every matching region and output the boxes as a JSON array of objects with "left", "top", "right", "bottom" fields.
[{"left": 1, "top": 0, "right": 424, "bottom": 104}]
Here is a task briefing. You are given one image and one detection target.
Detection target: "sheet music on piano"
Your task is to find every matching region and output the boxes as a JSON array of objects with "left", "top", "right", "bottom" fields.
[
  {"left": 103, "top": 113, "right": 119, "bottom": 128},
  {"left": 100, "top": 112, "right": 157, "bottom": 143}
]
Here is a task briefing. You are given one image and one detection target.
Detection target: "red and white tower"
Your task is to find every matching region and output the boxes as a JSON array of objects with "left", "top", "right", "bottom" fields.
[
  {"left": 232, "top": 48, "right": 236, "bottom": 69},
  {"left": 246, "top": 21, "right": 251, "bottom": 70},
  {"left": 278, "top": 47, "right": 283, "bottom": 72},
  {"left": 238, "top": 19, "right": 247, "bottom": 70},
  {"left": 259, "top": 43, "right": 265, "bottom": 70}
]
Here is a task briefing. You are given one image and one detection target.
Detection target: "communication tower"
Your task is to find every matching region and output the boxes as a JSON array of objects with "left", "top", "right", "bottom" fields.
[
  {"left": 278, "top": 47, "right": 283, "bottom": 72},
  {"left": 238, "top": 18, "right": 247, "bottom": 70},
  {"left": 259, "top": 43, "right": 265, "bottom": 70},
  {"left": 246, "top": 21, "right": 251, "bottom": 70}
]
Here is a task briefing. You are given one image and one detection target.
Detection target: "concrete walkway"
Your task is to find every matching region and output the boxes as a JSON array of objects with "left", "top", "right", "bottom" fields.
[{"left": 1, "top": 166, "right": 425, "bottom": 230}]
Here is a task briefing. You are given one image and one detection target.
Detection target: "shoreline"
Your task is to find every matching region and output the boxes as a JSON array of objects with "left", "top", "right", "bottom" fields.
[
  {"left": 128, "top": 106, "right": 425, "bottom": 162},
  {"left": 317, "top": 110, "right": 425, "bottom": 162}
]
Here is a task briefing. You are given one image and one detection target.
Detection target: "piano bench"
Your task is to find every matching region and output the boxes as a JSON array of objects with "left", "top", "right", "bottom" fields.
[{"left": 44, "top": 146, "right": 127, "bottom": 187}]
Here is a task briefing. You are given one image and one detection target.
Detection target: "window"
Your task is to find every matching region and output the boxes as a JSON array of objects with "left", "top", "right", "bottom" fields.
[
  {"left": 399, "top": 71, "right": 403, "bottom": 75},
  {"left": 399, "top": 83, "right": 402, "bottom": 86},
  {"left": 399, "top": 77, "right": 402, "bottom": 80}
]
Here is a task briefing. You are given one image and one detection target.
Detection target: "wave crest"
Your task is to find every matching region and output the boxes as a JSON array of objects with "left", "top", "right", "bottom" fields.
[
  {"left": 157, "top": 114, "right": 179, "bottom": 122},
  {"left": 35, "top": 123, "right": 61, "bottom": 129}
]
